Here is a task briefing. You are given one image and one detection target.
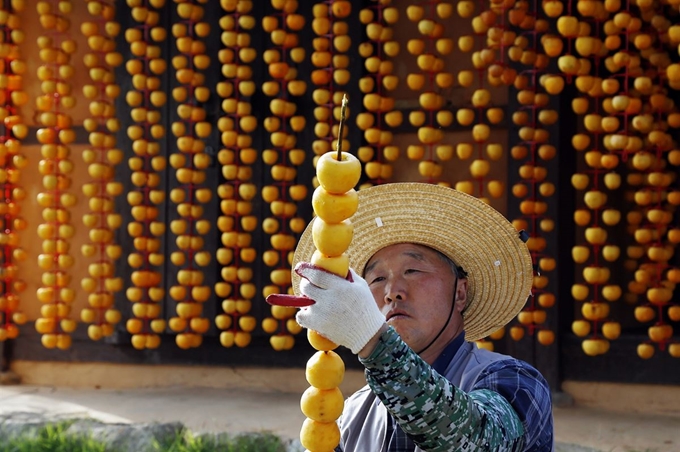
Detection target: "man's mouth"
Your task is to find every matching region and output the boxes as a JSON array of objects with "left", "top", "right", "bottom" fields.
[{"left": 386, "top": 311, "right": 408, "bottom": 321}]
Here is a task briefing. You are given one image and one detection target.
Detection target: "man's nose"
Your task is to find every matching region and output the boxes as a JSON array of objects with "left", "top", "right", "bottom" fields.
[{"left": 384, "top": 279, "right": 406, "bottom": 303}]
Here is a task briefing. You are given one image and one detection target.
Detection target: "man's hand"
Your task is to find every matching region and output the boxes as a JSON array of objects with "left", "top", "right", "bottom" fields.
[{"left": 295, "top": 263, "right": 386, "bottom": 354}]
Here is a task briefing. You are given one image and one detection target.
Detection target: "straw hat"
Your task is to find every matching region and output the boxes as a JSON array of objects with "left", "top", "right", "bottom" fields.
[{"left": 292, "top": 182, "right": 534, "bottom": 342}]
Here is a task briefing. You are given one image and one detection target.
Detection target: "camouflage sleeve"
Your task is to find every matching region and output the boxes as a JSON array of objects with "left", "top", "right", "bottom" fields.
[{"left": 360, "top": 327, "right": 525, "bottom": 452}]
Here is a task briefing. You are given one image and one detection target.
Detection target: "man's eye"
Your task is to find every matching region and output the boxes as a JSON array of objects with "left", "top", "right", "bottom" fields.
[
  {"left": 369, "top": 276, "right": 384, "bottom": 284},
  {"left": 405, "top": 269, "right": 419, "bottom": 274}
]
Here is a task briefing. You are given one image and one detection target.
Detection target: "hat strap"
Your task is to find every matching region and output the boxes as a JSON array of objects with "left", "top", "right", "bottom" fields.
[{"left": 416, "top": 276, "right": 462, "bottom": 355}]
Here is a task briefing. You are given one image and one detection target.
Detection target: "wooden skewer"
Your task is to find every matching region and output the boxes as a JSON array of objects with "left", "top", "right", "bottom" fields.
[{"left": 336, "top": 93, "right": 348, "bottom": 161}]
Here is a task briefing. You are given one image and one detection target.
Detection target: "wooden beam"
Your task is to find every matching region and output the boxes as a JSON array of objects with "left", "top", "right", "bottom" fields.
[{"left": 562, "top": 334, "right": 678, "bottom": 385}]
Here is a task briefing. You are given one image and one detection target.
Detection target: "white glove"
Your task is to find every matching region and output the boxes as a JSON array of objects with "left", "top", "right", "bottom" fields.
[{"left": 295, "top": 263, "right": 386, "bottom": 354}]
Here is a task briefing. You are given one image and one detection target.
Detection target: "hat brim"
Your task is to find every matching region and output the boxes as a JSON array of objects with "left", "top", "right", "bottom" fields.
[{"left": 292, "top": 182, "right": 534, "bottom": 342}]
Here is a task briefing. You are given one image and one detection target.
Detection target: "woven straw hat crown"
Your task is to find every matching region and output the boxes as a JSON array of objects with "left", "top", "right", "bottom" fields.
[{"left": 292, "top": 182, "right": 534, "bottom": 342}]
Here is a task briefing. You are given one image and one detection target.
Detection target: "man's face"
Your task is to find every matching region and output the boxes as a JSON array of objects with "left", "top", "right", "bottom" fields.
[{"left": 364, "top": 243, "right": 466, "bottom": 357}]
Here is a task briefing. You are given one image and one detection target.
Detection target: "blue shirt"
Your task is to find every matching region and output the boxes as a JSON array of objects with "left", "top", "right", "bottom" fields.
[{"left": 432, "top": 332, "right": 466, "bottom": 375}]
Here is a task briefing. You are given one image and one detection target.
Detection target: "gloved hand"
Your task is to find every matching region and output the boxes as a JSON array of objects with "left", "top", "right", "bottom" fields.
[{"left": 295, "top": 263, "right": 386, "bottom": 354}]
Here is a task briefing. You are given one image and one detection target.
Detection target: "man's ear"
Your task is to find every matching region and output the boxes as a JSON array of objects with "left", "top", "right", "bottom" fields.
[{"left": 454, "top": 278, "right": 468, "bottom": 313}]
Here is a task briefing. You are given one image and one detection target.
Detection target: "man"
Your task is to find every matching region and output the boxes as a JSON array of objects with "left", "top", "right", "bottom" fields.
[{"left": 288, "top": 183, "right": 554, "bottom": 451}]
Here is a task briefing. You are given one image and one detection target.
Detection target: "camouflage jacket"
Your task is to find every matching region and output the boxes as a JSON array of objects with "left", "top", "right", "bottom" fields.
[{"left": 336, "top": 327, "right": 554, "bottom": 451}]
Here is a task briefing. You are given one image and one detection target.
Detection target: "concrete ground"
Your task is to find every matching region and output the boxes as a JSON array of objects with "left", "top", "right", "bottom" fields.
[{"left": 0, "top": 384, "right": 678, "bottom": 452}]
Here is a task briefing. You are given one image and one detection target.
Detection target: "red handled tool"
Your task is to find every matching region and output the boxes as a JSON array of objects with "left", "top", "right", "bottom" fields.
[
  {"left": 265, "top": 293, "right": 315, "bottom": 308},
  {"left": 265, "top": 262, "right": 355, "bottom": 307}
]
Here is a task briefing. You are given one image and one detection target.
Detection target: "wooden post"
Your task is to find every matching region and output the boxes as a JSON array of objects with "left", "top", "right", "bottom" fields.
[
  {"left": 0, "top": 339, "right": 6, "bottom": 372},
  {"left": 0, "top": 339, "right": 22, "bottom": 385}
]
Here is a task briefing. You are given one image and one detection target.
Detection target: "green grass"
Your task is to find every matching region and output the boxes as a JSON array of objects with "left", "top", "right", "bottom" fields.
[
  {"left": 153, "top": 430, "right": 288, "bottom": 452},
  {"left": 0, "top": 422, "right": 107, "bottom": 452},
  {"left": 0, "top": 422, "right": 288, "bottom": 452}
]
